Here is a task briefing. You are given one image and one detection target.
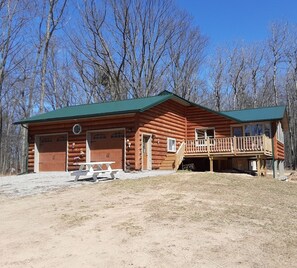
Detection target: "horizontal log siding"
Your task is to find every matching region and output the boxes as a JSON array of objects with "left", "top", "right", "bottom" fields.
[
  {"left": 271, "top": 121, "right": 285, "bottom": 160},
  {"left": 138, "top": 100, "right": 186, "bottom": 170},
  {"left": 276, "top": 141, "right": 285, "bottom": 160},
  {"left": 28, "top": 115, "right": 136, "bottom": 172},
  {"left": 186, "top": 106, "right": 237, "bottom": 140}
]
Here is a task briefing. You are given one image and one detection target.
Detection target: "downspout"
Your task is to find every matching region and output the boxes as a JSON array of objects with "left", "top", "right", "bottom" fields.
[{"left": 20, "top": 124, "right": 29, "bottom": 174}]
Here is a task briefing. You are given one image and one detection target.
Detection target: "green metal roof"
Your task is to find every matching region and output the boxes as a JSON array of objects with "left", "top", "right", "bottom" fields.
[
  {"left": 15, "top": 94, "right": 172, "bottom": 124},
  {"left": 15, "top": 89, "right": 286, "bottom": 125},
  {"left": 220, "top": 106, "right": 286, "bottom": 122}
]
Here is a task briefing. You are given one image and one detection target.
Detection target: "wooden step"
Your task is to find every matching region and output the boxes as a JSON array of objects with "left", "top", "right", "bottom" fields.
[
  {"left": 159, "top": 151, "right": 184, "bottom": 171},
  {"left": 159, "top": 166, "right": 174, "bottom": 170},
  {"left": 160, "top": 160, "right": 175, "bottom": 164},
  {"left": 165, "top": 154, "right": 175, "bottom": 160}
]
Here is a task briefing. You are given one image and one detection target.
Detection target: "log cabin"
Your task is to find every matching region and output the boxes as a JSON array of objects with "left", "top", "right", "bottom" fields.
[{"left": 15, "top": 90, "right": 288, "bottom": 178}]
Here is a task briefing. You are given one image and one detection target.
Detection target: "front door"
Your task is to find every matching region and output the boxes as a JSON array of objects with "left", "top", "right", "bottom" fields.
[{"left": 142, "top": 135, "right": 152, "bottom": 170}]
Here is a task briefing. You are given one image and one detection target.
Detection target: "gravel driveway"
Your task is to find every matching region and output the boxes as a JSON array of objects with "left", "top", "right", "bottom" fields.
[{"left": 0, "top": 170, "right": 174, "bottom": 198}]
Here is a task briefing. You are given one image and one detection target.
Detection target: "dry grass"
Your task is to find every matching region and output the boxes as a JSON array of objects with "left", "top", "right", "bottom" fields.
[{"left": 1, "top": 172, "right": 297, "bottom": 267}]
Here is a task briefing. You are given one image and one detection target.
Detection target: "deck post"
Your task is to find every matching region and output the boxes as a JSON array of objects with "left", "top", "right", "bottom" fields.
[
  {"left": 209, "top": 157, "right": 214, "bottom": 172},
  {"left": 258, "top": 156, "right": 266, "bottom": 176},
  {"left": 279, "top": 160, "right": 285, "bottom": 178},
  {"left": 262, "top": 135, "right": 266, "bottom": 152},
  {"left": 273, "top": 160, "right": 279, "bottom": 178},
  {"left": 233, "top": 136, "right": 236, "bottom": 155},
  {"left": 259, "top": 157, "right": 266, "bottom": 176},
  {"left": 256, "top": 155, "right": 261, "bottom": 176},
  {"left": 263, "top": 158, "right": 267, "bottom": 176},
  {"left": 207, "top": 137, "right": 210, "bottom": 156}
]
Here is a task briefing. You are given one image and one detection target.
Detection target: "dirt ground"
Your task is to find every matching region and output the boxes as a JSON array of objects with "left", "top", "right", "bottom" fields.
[
  {"left": 288, "top": 171, "right": 297, "bottom": 181},
  {"left": 1, "top": 172, "right": 297, "bottom": 268}
]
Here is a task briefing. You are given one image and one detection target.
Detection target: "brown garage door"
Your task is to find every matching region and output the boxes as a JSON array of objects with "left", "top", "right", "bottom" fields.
[
  {"left": 39, "top": 134, "right": 67, "bottom": 171},
  {"left": 89, "top": 130, "right": 124, "bottom": 169}
]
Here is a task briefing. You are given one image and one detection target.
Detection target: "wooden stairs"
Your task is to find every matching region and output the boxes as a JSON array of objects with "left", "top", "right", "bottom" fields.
[
  {"left": 159, "top": 154, "right": 177, "bottom": 170},
  {"left": 159, "top": 141, "right": 185, "bottom": 171}
]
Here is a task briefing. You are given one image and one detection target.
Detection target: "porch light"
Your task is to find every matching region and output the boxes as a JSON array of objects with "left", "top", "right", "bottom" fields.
[{"left": 126, "top": 139, "right": 131, "bottom": 148}]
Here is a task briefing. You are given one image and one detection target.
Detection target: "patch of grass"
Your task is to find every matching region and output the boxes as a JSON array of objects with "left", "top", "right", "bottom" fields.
[
  {"left": 60, "top": 212, "right": 93, "bottom": 227},
  {"left": 112, "top": 218, "right": 144, "bottom": 237}
]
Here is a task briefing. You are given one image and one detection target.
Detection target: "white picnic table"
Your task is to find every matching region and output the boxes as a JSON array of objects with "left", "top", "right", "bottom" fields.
[{"left": 71, "top": 161, "right": 120, "bottom": 181}]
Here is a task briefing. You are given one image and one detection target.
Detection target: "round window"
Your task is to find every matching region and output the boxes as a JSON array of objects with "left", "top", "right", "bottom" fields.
[{"left": 72, "top": 124, "right": 82, "bottom": 135}]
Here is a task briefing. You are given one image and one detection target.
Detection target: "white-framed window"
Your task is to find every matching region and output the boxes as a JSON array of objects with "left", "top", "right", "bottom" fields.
[
  {"left": 167, "top": 138, "right": 176, "bottom": 152},
  {"left": 277, "top": 122, "right": 284, "bottom": 143},
  {"left": 195, "top": 128, "right": 215, "bottom": 145}
]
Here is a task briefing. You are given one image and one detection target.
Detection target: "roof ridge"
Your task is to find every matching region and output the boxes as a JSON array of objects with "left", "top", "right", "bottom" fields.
[
  {"left": 14, "top": 93, "right": 172, "bottom": 124},
  {"left": 58, "top": 94, "right": 165, "bottom": 109}
]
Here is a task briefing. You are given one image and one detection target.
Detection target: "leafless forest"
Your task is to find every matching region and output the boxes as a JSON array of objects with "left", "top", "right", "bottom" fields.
[{"left": 0, "top": 0, "right": 296, "bottom": 174}]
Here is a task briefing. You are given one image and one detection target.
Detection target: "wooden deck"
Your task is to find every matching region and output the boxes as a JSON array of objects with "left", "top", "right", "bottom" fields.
[{"left": 185, "top": 135, "right": 272, "bottom": 157}]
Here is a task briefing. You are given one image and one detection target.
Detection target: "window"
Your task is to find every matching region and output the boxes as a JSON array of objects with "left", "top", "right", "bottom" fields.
[
  {"left": 72, "top": 124, "right": 82, "bottom": 135},
  {"left": 264, "top": 123, "right": 271, "bottom": 138},
  {"left": 232, "top": 126, "right": 243, "bottom": 137},
  {"left": 40, "top": 137, "right": 52, "bottom": 143},
  {"left": 111, "top": 132, "right": 124, "bottom": 138},
  {"left": 92, "top": 133, "right": 106, "bottom": 140},
  {"left": 57, "top": 136, "right": 67, "bottom": 142},
  {"left": 167, "top": 138, "right": 176, "bottom": 152},
  {"left": 244, "top": 124, "right": 267, "bottom": 136},
  {"left": 232, "top": 123, "right": 271, "bottom": 138},
  {"left": 195, "top": 128, "right": 215, "bottom": 146},
  {"left": 195, "top": 128, "right": 215, "bottom": 140},
  {"left": 277, "top": 122, "right": 284, "bottom": 143}
]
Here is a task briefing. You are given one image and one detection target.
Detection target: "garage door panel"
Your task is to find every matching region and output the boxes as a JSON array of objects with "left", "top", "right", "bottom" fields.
[
  {"left": 90, "top": 131, "right": 124, "bottom": 169},
  {"left": 39, "top": 134, "right": 67, "bottom": 171}
]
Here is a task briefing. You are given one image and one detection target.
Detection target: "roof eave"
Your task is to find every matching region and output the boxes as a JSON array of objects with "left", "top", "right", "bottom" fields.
[
  {"left": 14, "top": 110, "right": 140, "bottom": 125},
  {"left": 240, "top": 118, "right": 283, "bottom": 123}
]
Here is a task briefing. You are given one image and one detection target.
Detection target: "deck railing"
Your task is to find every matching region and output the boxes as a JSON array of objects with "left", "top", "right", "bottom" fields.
[{"left": 185, "top": 135, "right": 272, "bottom": 156}]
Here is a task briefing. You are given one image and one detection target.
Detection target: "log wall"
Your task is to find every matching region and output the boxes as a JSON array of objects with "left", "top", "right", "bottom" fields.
[
  {"left": 276, "top": 141, "right": 285, "bottom": 160},
  {"left": 28, "top": 114, "right": 137, "bottom": 172},
  {"left": 271, "top": 121, "right": 285, "bottom": 160},
  {"left": 137, "top": 100, "right": 186, "bottom": 170},
  {"left": 186, "top": 106, "right": 237, "bottom": 139}
]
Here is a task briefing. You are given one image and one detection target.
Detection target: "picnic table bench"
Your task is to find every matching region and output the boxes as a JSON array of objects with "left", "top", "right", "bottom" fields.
[{"left": 71, "top": 161, "right": 120, "bottom": 182}]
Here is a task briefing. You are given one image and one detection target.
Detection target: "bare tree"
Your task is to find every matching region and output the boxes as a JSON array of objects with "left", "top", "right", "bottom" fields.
[
  {"left": 267, "top": 22, "right": 287, "bottom": 105},
  {"left": 246, "top": 43, "right": 265, "bottom": 107},
  {"left": 39, "top": 0, "right": 68, "bottom": 112},
  {"left": 227, "top": 45, "right": 250, "bottom": 109},
  {"left": 46, "top": 42, "right": 78, "bottom": 109},
  {"left": 208, "top": 49, "right": 227, "bottom": 111},
  {"left": 0, "top": 0, "right": 28, "bottom": 173},
  {"left": 283, "top": 25, "right": 297, "bottom": 169},
  {"left": 71, "top": 0, "right": 206, "bottom": 101},
  {"left": 167, "top": 14, "right": 207, "bottom": 101}
]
